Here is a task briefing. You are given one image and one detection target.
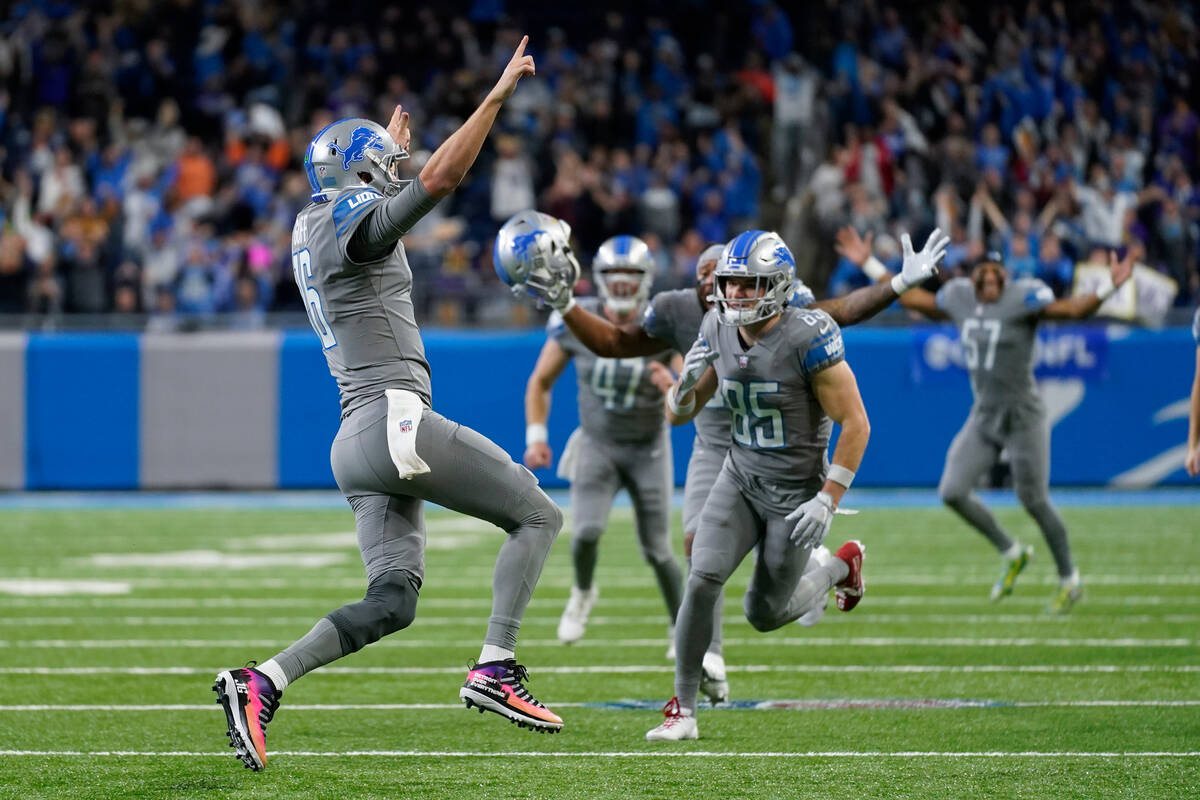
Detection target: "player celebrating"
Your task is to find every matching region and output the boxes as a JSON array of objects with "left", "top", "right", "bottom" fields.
[
  {"left": 644, "top": 230, "right": 873, "bottom": 741},
  {"left": 496, "top": 220, "right": 945, "bottom": 705},
  {"left": 520, "top": 233, "right": 684, "bottom": 652},
  {"left": 213, "top": 37, "right": 566, "bottom": 773},
  {"left": 877, "top": 244, "right": 1133, "bottom": 611}
]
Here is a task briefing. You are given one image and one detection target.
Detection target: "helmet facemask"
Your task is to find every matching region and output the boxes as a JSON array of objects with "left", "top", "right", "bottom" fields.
[
  {"left": 362, "top": 145, "right": 411, "bottom": 196},
  {"left": 596, "top": 266, "right": 652, "bottom": 314},
  {"left": 712, "top": 271, "right": 791, "bottom": 326}
]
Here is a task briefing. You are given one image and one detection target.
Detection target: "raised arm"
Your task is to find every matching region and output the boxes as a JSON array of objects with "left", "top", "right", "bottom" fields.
[
  {"left": 419, "top": 36, "right": 535, "bottom": 198},
  {"left": 523, "top": 338, "right": 570, "bottom": 469},
  {"left": 1040, "top": 249, "right": 1133, "bottom": 320},
  {"left": 838, "top": 225, "right": 950, "bottom": 320},
  {"left": 560, "top": 304, "right": 671, "bottom": 357}
]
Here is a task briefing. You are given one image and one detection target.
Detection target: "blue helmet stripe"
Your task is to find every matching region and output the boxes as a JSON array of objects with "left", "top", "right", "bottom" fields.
[
  {"left": 492, "top": 236, "right": 512, "bottom": 285},
  {"left": 728, "top": 230, "right": 766, "bottom": 259},
  {"left": 614, "top": 236, "right": 632, "bottom": 257}
]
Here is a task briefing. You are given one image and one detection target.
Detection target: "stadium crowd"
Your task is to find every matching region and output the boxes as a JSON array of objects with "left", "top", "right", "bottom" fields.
[{"left": 0, "top": 0, "right": 1197, "bottom": 326}]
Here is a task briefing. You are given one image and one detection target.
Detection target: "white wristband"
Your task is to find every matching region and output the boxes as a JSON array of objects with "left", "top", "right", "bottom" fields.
[
  {"left": 555, "top": 295, "right": 577, "bottom": 314},
  {"left": 1095, "top": 277, "right": 1117, "bottom": 301},
  {"left": 862, "top": 255, "right": 888, "bottom": 282},
  {"left": 667, "top": 386, "right": 695, "bottom": 416},
  {"left": 525, "top": 423, "right": 548, "bottom": 447},
  {"left": 889, "top": 272, "right": 910, "bottom": 295},
  {"left": 827, "top": 464, "right": 855, "bottom": 489}
]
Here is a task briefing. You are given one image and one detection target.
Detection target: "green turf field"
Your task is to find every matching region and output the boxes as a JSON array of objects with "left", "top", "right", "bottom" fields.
[{"left": 0, "top": 503, "right": 1197, "bottom": 799}]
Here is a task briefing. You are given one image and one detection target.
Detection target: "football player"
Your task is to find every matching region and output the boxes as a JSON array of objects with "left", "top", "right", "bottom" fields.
[
  {"left": 497, "top": 220, "right": 945, "bottom": 705},
  {"left": 520, "top": 233, "right": 684, "bottom": 654},
  {"left": 1187, "top": 305, "right": 1200, "bottom": 478},
  {"left": 642, "top": 230, "right": 874, "bottom": 740},
  {"left": 213, "top": 37, "right": 566, "bottom": 773},
  {"left": 869, "top": 239, "right": 1133, "bottom": 612}
]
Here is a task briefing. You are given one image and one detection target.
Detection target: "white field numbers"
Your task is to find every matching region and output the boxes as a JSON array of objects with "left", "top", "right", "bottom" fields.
[
  {"left": 962, "top": 318, "right": 1001, "bottom": 370},
  {"left": 591, "top": 358, "right": 645, "bottom": 410},
  {"left": 722, "top": 379, "right": 784, "bottom": 448},
  {"left": 292, "top": 249, "right": 337, "bottom": 350}
]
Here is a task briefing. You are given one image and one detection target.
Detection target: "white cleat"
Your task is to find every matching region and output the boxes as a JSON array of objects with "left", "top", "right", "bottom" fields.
[
  {"left": 699, "top": 651, "right": 729, "bottom": 705},
  {"left": 557, "top": 584, "right": 598, "bottom": 644},
  {"left": 665, "top": 624, "right": 676, "bottom": 661},
  {"left": 645, "top": 697, "right": 698, "bottom": 741}
]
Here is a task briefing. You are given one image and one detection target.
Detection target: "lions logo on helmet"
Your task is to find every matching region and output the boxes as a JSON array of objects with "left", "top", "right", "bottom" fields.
[
  {"left": 594, "top": 235, "right": 655, "bottom": 314},
  {"left": 494, "top": 211, "right": 581, "bottom": 306},
  {"left": 712, "top": 231, "right": 797, "bottom": 326},
  {"left": 305, "top": 119, "right": 409, "bottom": 203}
]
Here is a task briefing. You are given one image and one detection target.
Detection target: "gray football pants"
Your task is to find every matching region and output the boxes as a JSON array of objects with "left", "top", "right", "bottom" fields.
[
  {"left": 265, "top": 396, "right": 563, "bottom": 686},
  {"left": 682, "top": 437, "right": 727, "bottom": 655},
  {"left": 570, "top": 429, "right": 682, "bottom": 622},
  {"left": 674, "top": 464, "right": 846, "bottom": 711},
  {"left": 938, "top": 410, "right": 1074, "bottom": 577}
]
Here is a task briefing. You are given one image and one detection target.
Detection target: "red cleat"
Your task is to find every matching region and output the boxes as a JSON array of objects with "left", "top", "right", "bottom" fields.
[{"left": 833, "top": 540, "right": 866, "bottom": 611}]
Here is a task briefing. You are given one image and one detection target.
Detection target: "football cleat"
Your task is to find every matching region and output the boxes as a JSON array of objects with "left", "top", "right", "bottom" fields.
[
  {"left": 645, "top": 697, "right": 698, "bottom": 741},
  {"left": 460, "top": 660, "right": 563, "bottom": 732},
  {"left": 699, "top": 651, "right": 729, "bottom": 705},
  {"left": 1048, "top": 572, "right": 1083, "bottom": 614},
  {"left": 213, "top": 666, "right": 281, "bottom": 771},
  {"left": 833, "top": 540, "right": 866, "bottom": 612},
  {"left": 991, "top": 544, "right": 1034, "bottom": 601},
  {"left": 557, "top": 584, "right": 598, "bottom": 644}
]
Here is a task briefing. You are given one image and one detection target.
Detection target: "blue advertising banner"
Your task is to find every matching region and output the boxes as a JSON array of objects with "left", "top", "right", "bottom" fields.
[{"left": 911, "top": 324, "right": 1110, "bottom": 383}]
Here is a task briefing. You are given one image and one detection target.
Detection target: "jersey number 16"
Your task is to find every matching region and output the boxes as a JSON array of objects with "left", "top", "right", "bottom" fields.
[{"left": 292, "top": 249, "right": 337, "bottom": 350}]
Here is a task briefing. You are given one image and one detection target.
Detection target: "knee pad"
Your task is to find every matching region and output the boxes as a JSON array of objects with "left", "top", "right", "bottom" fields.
[
  {"left": 326, "top": 570, "right": 419, "bottom": 654},
  {"left": 521, "top": 487, "right": 564, "bottom": 535},
  {"left": 686, "top": 570, "right": 724, "bottom": 602},
  {"left": 639, "top": 539, "right": 674, "bottom": 567}
]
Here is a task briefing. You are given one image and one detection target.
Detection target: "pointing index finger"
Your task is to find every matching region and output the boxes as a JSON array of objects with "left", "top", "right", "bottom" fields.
[{"left": 514, "top": 35, "right": 529, "bottom": 59}]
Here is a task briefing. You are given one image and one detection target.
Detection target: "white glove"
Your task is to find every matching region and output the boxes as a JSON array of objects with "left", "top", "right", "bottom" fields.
[
  {"left": 677, "top": 334, "right": 719, "bottom": 397},
  {"left": 893, "top": 227, "right": 950, "bottom": 293},
  {"left": 786, "top": 491, "right": 834, "bottom": 549}
]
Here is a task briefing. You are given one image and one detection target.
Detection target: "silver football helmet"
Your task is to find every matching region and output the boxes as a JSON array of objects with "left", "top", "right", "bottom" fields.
[
  {"left": 593, "top": 235, "right": 655, "bottom": 314},
  {"left": 711, "top": 230, "right": 797, "bottom": 326},
  {"left": 493, "top": 210, "right": 580, "bottom": 306},
  {"left": 304, "top": 118, "right": 409, "bottom": 203}
]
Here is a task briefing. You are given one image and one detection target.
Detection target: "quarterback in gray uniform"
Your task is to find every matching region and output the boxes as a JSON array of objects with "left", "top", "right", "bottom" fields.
[
  {"left": 522, "top": 234, "right": 684, "bottom": 654},
  {"left": 213, "top": 38, "right": 566, "bottom": 773},
  {"left": 645, "top": 230, "right": 874, "bottom": 741},
  {"left": 1187, "top": 306, "right": 1200, "bottom": 478},
  {"left": 889, "top": 248, "right": 1133, "bottom": 612},
  {"left": 500, "top": 219, "right": 944, "bottom": 705}
]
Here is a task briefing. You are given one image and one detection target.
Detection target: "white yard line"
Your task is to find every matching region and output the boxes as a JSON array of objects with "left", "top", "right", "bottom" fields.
[
  {"left": 1, "top": 664, "right": 1196, "bottom": 676},
  {"left": 0, "top": 750, "right": 1197, "bottom": 758},
  {"left": 0, "top": 636, "right": 1191, "bottom": 648}
]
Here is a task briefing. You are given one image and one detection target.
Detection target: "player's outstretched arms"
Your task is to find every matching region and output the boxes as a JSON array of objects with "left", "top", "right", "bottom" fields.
[
  {"left": 419, "top": 35, "right": 535, "bottom": 199},
  {"left": 1041, "top": 249, "right": 1134, "bottom": 320},
  {"left": 523, "top": 338, "right": 570, "bottom": 470},
  {"left": 561, "top": 303, "right": 670, "bottom": 357},
  {"left": 839, "top": 226, "right": 949, "bottom": 321},
  {"left": 666, "top": 336, "right": 718, "bottom": 425},
  {"left": 815, "top": 227, "right": 899, "bottom": 327}
]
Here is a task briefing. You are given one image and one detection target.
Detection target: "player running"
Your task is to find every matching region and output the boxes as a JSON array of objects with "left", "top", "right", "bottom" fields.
[
  {"left": 496, "top": 220, "right": 945, "bottom": 704},
  {"left": 640, "top": 230, "right": 873, "bottom": 740},
  {"left": 870, "top": 241, "right": 1133, "bottom": 611},
  {"left": 519, "top": 232, "right": 684, "bottom": 653},
  {"left": 213, "top": 37, "right": 566, "bottom": 772}
]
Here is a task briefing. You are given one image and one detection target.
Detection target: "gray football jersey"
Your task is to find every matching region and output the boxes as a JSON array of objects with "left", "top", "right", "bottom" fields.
[
  {"left": 642, "top": 283, "right": 818, "bottom": 449},
  {"left": 550, "top": 297, "right": 672, "bottom": 444},
  {"left": 936, "top": 277, "right": 1055, "bottom": 413},
  {"left": 699, "top": 305, "right": 845, "bottom": 502},
  {"left": 291, "top": 185, "right": 432, "bottom": 415}
]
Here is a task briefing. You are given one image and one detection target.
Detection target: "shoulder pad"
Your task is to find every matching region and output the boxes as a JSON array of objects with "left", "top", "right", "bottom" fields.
[{"left": 331, "top": 188, "right": 383, "bottom": 238}]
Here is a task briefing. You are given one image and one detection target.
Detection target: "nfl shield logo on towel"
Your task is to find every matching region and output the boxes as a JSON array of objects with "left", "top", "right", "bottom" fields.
[{"left": 399, "top": 419, "right": 413, "bottom": 433}]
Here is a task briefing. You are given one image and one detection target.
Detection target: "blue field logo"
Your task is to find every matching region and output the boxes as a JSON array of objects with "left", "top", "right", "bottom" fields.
[{"left": 332, "top": 127, "right": 385, "bottom": 171}]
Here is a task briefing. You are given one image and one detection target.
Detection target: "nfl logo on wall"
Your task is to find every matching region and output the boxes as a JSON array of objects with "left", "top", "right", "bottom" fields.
[
  {"left": 399, "top": 419, "right": 413, "bottom": 433},
  {"left": 738, "top": 355, "right": 750, "bottom": 368}
]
